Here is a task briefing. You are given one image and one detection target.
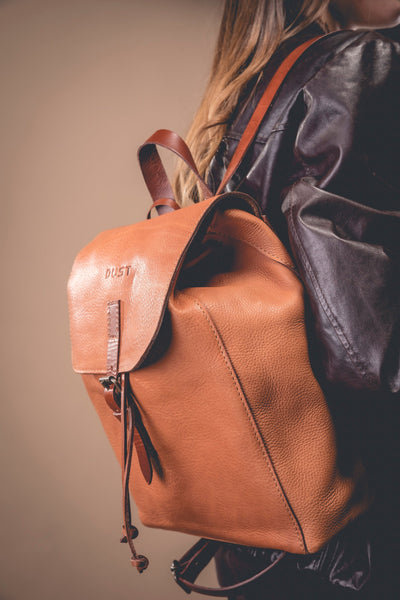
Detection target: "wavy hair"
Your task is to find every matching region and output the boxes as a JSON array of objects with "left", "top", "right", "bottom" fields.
[{"left": 173, "top": 0, "right": 339, "bottom": 205}]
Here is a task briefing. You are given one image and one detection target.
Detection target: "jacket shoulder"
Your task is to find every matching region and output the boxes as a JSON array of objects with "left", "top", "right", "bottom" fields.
[
  {"left": 228, "top": 27, "right": 400, "bottom": 141},
  {"left": 208, "top": 26, "right": 400, "bottom": 200},
  {"left": 306, "top": 27, "right": 400, "bottom": 86}
]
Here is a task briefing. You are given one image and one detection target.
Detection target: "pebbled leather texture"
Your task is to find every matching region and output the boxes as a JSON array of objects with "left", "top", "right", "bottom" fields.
[
  {"left": 69, "top": 191, "right": 369, "bottom": 555},
  {"left": 208, "top": 24, "right": 400, "bottom": 394}
]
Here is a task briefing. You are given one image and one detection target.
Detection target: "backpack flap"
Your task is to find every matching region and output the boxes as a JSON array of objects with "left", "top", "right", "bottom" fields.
[{"left": 68, "top": 192, "right": 260, "bottom": 375}]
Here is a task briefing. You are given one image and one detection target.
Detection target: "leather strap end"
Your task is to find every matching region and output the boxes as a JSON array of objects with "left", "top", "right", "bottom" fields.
[
  {"left": 134, "top": 432, "right": 153, "bottom": 485},
  {"left": 131, "top": 555, "right": 149, "bottom": 573},
  {"left": 103, "top": 387, "right": 121, "bottom": 415}
]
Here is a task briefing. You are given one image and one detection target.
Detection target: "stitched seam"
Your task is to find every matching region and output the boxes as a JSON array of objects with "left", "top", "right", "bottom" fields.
[
  {"left": 225, "top": 129, "right": 286, "bottom": 143},
  {"left": 207, "top": 229, "right": 294, "bottom": 270},
  {"left": 287, "top": 188, "right": 376, "bottom": 385},
  {"left": 182, "top": 291, "right": 306, "bottom": 552}
]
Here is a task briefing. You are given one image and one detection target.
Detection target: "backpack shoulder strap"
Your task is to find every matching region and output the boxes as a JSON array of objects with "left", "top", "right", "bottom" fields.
[{"left": 215, "top": 35, "right": 322, "bottom": 195}]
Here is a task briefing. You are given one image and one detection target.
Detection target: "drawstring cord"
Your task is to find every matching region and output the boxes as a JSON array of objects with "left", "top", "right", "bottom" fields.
[{"left": 120, "top": 373, "right": 149, "bottom": 573}]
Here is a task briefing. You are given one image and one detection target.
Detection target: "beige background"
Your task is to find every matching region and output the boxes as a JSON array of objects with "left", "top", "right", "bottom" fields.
[{"left": 0, "top": 1, "right": 222, "bottom": 598}]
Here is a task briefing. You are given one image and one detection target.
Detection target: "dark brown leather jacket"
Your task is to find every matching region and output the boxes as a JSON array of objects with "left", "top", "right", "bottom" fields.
[
  {"left": 208, "top": 24, "right": 400, "bottom": 597},
  {"left": 209, "top": 24, "right": 400, "bottom": 245}
]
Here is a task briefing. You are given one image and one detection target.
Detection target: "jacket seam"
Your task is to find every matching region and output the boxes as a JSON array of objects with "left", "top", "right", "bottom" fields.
[{"left": 224, "top": 128, "right": 286, "bottom": 144}]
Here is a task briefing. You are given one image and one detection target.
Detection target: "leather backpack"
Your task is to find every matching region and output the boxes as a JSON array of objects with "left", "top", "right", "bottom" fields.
[{"left": 68, "top": 38, "right": 369, "bottom": 596}]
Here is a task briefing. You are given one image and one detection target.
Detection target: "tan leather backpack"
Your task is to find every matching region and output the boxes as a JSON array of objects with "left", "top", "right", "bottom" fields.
[{"left": 68, "top": 39, "right": 369, "bottom": 596}]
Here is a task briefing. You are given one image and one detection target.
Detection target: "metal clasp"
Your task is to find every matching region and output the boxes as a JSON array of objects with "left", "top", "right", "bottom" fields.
[
  {"left": 99, "top": 375, "right": 120, "bottom": 391},
  {"left": 170, "top": 560, "right": 181, "bottom": 582}
]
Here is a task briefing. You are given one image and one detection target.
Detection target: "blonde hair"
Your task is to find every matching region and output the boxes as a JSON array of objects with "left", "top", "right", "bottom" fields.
[{"left": 174, "top": 0, "right": 339, "bottom": 205}]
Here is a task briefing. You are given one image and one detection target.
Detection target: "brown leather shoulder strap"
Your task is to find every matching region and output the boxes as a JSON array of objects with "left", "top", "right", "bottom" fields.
[{"left": 216, "top": 36, "right": 322, "bottom": 195}]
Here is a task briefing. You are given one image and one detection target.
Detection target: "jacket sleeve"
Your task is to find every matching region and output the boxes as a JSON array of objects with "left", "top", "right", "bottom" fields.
[{"left": 280, "top": 31, "right": 400, "bottom": 393}]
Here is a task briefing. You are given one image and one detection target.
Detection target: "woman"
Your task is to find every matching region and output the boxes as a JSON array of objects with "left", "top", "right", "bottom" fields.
[{"left": 174, "top": 1, "right": 400, "bottom": 598}]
